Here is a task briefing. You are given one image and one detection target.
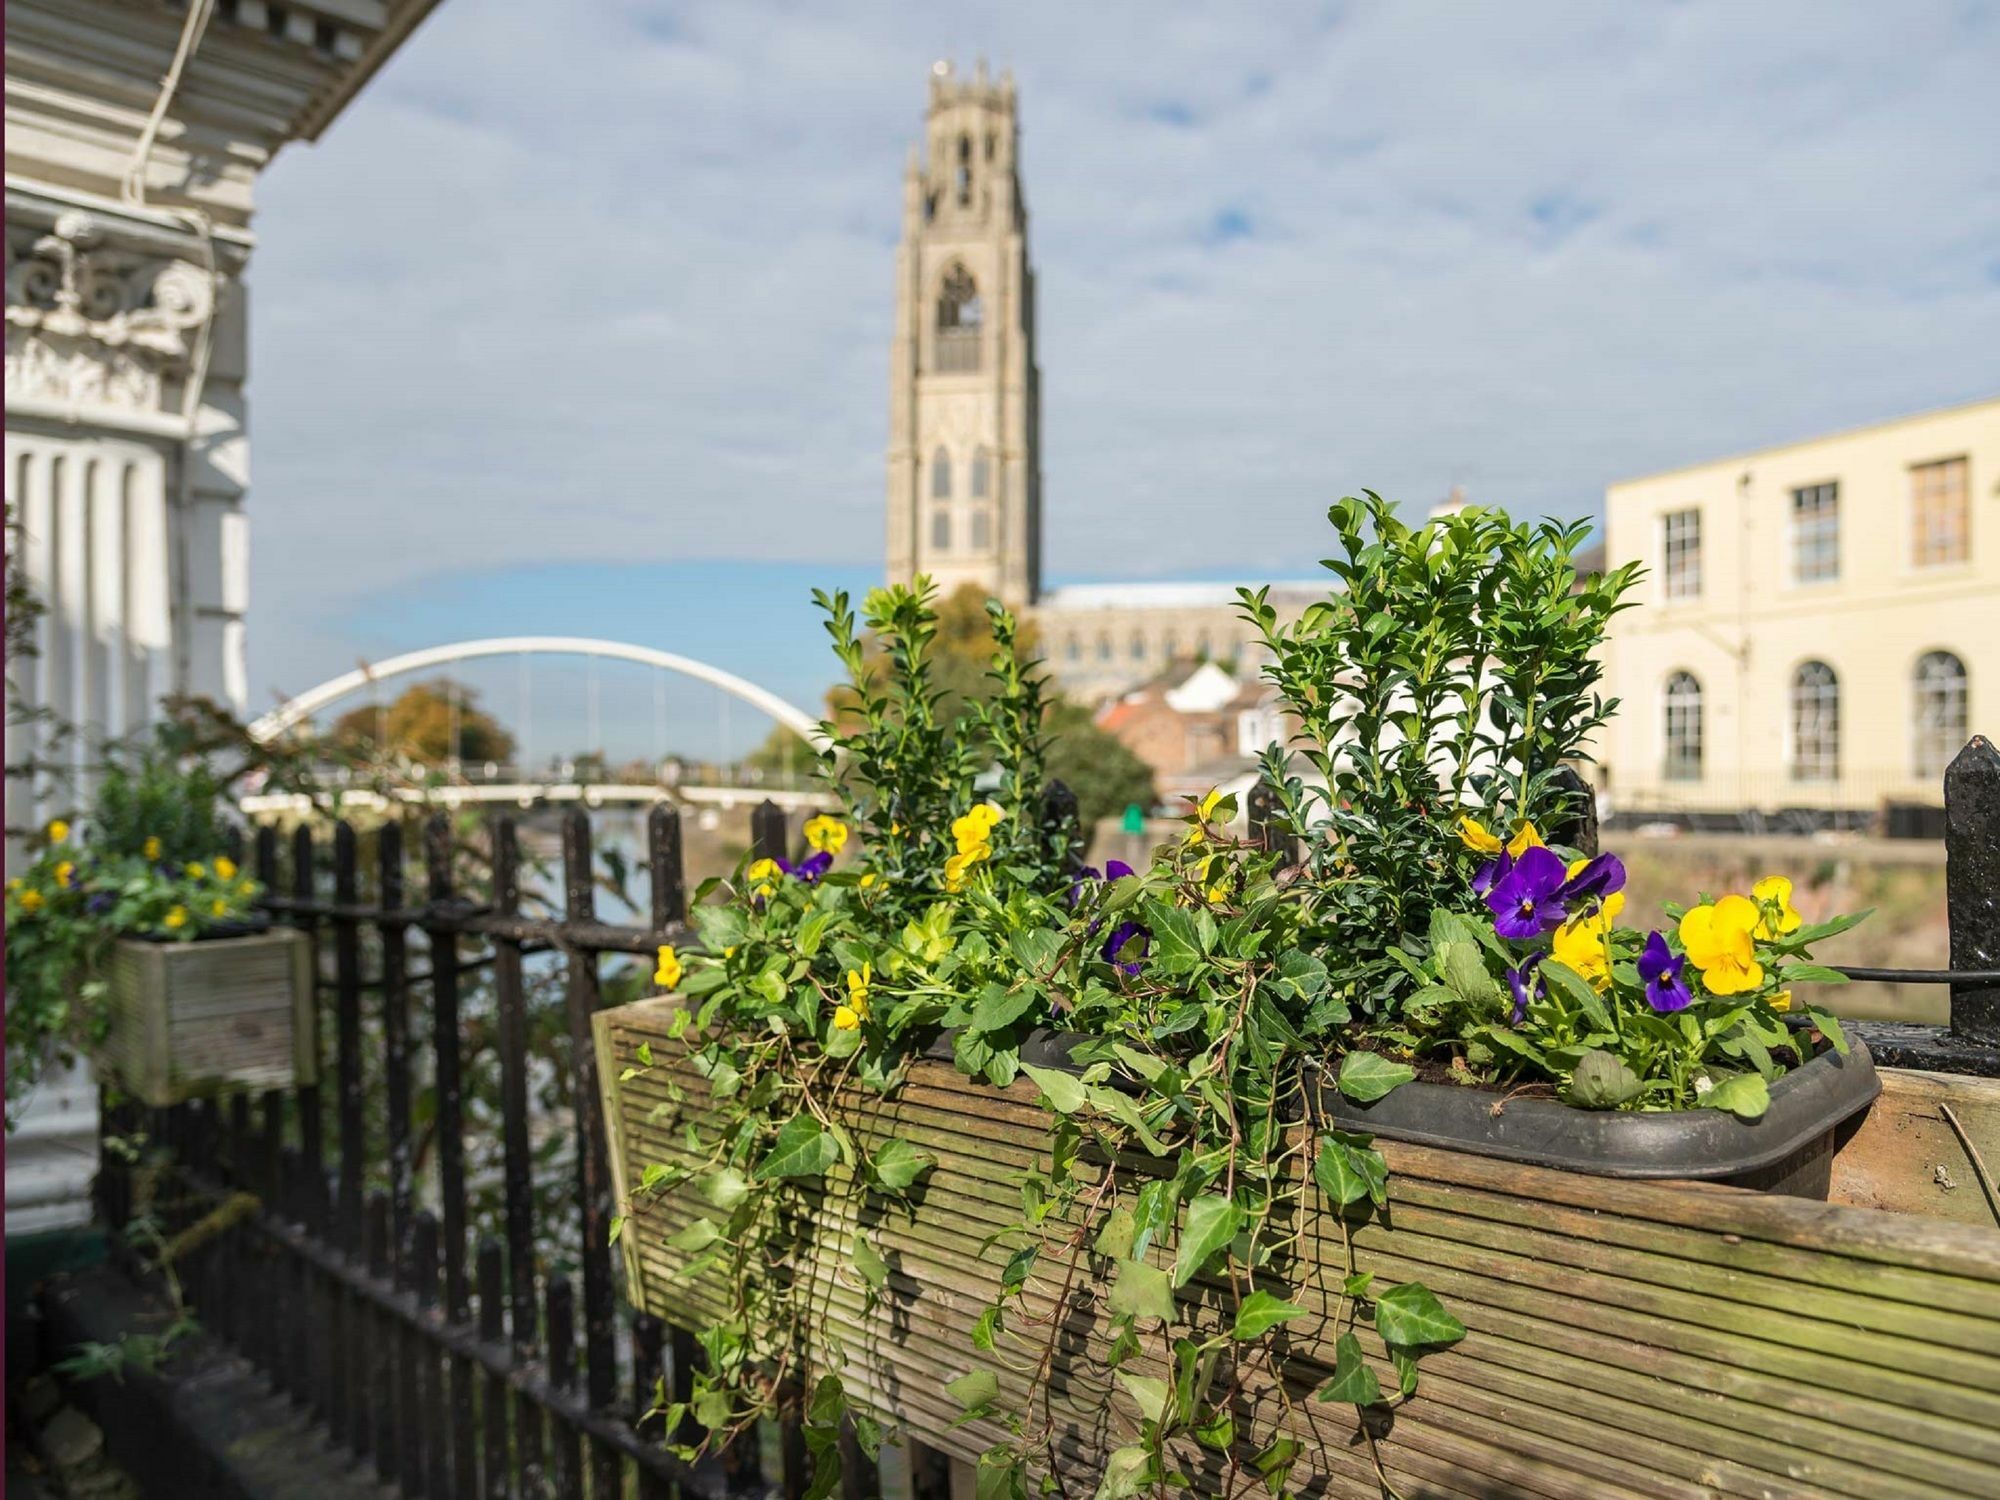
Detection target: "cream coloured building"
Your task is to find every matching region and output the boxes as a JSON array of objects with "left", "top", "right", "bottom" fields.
[
  {"left": 884, "top": 63, "right": 1318, "bottom": 701},
  {"left": 1600, "top": 396, "right": 1998, "bottom": 820}
]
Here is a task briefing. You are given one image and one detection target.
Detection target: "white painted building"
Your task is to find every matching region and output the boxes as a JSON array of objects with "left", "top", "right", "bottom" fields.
[{"left": 5, "top": 0, "right": 442, "bottom": 1231}]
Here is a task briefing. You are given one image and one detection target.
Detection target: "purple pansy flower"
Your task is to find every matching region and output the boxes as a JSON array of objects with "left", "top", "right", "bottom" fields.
[
  {"left": 781, "top": 851, "right": 833, "bottom": 884},
  {"left": 1637, "top": 930, "right": 1692, "bottom": 1013},
  {"left": 1471, "top": 850, "right": 1513, "bottom": 899},
  {"left": 1486, "top": 846, "right": 1571, "bottom": 939},
  {"left": 1104, "top": 859, "right": 1134, "bottom": 881},
  {"left": 1066, "top": 866, "right": 1103, "bottom": 907},
  {"left": 1504, "top": 952, "right": 1545, "bottom": 1025},
  {"left": 1559, "top": 853, "right": 1627, "bottom": 904},
  {"left": 87, "top": 891, "right": 116, "bottom": 916},
  {"left": 1102, "top": 920, "right": 1150, "bottom": 975}
]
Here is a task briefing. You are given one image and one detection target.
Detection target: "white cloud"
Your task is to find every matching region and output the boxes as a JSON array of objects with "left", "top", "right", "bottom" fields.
[{"left": 247, "top": 0, "right": 1999, "bottom": 699}]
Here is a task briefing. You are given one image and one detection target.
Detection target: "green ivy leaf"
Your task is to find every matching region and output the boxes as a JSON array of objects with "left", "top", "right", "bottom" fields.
[
  {"left": 1313, "top": 1137, "right": 1388, "bottom": 1208},
  {"left": 752, "top": 1115, "right": 839, "bottom": 1181},
  {"left": 665, "top": 1218, "right": 720, "bottom": 1253},
  {"left": 1144, "top": 900, "right": 1210, "bottom": 975},
  {"left": 970, "top": 1303, "right": 1003, "bottom": 1352},
  {"left": 1314, "top": 1332, "right": 1381, "bottom": 1405},
  {"left": 1094, "top": 1204, "right": 1136, "bottom": 1261},
  {"left": 607, "top": 1214, "right": 626, "bottom": 1246},
  {"left": 1372, "top": 1281, "right": 1466, "bottom": 1348},
  {"left": 1115, "top": 1371, "right": 1169, "bottom": 1426},
  {"left": 700, "top": 1168, "right": 750, "bottom": 1210},
  {"left": 1020, "top": 1062, "right": 1087, "bottom": 1115},
  {"left": 1231, "top": 1290, "right": 1308, "bottom": 1340},
  {"left": 1336, "top": 1052, "right": 1416, "bottom": 1103},
  {"left": 1107, "top": 1258, "right": 1176, "bottom": 1323},
  {"left": 868, "top": 1138, "right": 936, "bottom": 1192},
  {"left": 852, "top": 1234, "right": 888, "bottom": 1292},
  {"left": 945, "top": 1368, "right": 999, "bottom": 1418},
  {"left": 1097, "top": 1444, "right": 1155, "bottom": 1500},
  {"left": 1172, "top": 1194, "right": 1242, "bottom": 1288}
]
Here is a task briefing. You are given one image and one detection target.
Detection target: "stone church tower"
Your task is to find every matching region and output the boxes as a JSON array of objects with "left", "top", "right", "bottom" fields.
[{"left": 885, "top": 61, "right": 1042, "bottom": 605}]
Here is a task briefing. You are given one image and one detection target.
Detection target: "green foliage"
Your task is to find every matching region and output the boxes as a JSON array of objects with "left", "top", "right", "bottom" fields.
[
  {"left": 5, "top": 733, "right": 263, "bottom": 1124},
  {"left": 619, "top": 507, "right": 1863, "bottom": 1492},
  {"left": 1240, "top": 492, "right": 1641, "bottom": 1013}
]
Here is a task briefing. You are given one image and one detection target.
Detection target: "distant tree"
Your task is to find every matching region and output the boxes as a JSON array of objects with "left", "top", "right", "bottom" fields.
[
  {"left": 744, "top": 725, "right": 816, "bottom": 782},
  {"left": 1043, "top": 700, "right": 1156, "bottom": 830},
  {"left": 331, "top": 678, "right": 515, "bottom": 765}
]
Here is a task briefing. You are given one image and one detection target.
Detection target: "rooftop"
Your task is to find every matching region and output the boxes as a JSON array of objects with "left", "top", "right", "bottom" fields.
[{"left": 1037, "top": 580, "right": 1326, "bottom": 613}]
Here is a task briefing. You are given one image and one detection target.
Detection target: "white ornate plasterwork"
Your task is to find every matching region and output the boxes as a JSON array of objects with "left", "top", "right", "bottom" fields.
[{"left": 4, "top": 210, "right": 219, "bottom": 417}]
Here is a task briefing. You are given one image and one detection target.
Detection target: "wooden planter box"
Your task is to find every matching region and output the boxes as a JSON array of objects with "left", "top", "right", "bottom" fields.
[
  {"left": 105, "top": 929, "right": 315, "bottom": 1107},
  {"left": 597, "top": 996, "right": 2000, "bottom": 1499}
]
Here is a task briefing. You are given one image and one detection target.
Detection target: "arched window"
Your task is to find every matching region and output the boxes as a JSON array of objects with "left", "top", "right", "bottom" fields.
[
  {"left": 1064, "top": 634, "right": 1082, "bottom": 664},
  {"left": 969, "top": 508, "right": 992, "bottom": 550},
  {"left": 1663, "top": 671, "right": 1703, "bottom": 782},
  {"left": 1163, "top": 632, "right": 1180, "bottom": 661},
  {"left": 1913, "top": 650, "right": 1968, "bottom": 779},
  {"left": 930, "top": 447, "right": 952, "bottom": 500},
  {"left": 970, "top": 447, "right": 990, "bottom": 497},
  {"left": 956, "top": 134, "right": 973, "bottom": 205},
  {"left": 1130, "top": 632, "right": 1148, "bottom": 663},
  {"left": 930, "top": 508, "right": 951, "bottom": 553},
  {"left": 1790, "top": 661, "right": 1839, "bottom": 782},
  {"left": 1096, "top": 634, "right": 1113, "bottom": 664},
  {"left": 936, "top": 265, "right": 981, "bottom": 373}
]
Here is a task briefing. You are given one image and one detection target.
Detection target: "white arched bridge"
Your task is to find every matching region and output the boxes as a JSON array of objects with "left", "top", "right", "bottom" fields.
[{"left": 241, "top": 636, "right": 832, "bottom": 817}]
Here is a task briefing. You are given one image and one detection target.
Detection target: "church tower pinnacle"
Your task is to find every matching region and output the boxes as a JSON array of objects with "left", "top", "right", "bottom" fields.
[{"left": 885, "top": 60, "right": 1042, "bottom": 605}]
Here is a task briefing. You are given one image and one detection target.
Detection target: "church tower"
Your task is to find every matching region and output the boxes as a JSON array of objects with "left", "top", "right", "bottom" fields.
[{"left": 886, "top": 61, "right": 1042, "bottom": 605}]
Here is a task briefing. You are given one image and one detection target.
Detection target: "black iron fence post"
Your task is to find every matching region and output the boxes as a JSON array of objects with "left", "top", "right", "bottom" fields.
[{"left": 1946, "top": 736, "right": 2000, "bottom": 1050}]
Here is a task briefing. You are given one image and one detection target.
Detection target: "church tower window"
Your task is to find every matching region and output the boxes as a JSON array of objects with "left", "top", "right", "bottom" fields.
[
  {"left": 956, "top": 134, "right": 973, "bottom": 205},
  {"left": 970, "top": 508, "right": 992, "bottom": 550},
  {"left": 931, "top": 507, "right": 951, "bottom": 553},
  {"left": 936, "top": 265, "right": 981, "bottom": 373},
  {"left": 930, "top": 447, "right": 953, "bottom": 499},
  {"left": 970, "top": 446, "right": 990, "bottom": 497}
]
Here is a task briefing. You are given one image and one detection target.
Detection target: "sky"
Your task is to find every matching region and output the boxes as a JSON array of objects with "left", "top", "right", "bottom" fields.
[{"left": 246, "top": 0, "right": 2000, "bottom": 759}]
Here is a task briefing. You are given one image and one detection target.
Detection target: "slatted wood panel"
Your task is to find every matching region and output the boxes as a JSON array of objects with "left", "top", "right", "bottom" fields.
[
  {"left": 106, "top": 930, "right": 314, "bottom": 1106},
  {"left": 597, "top": 997, "right": 2000, "bottom": 1499}
]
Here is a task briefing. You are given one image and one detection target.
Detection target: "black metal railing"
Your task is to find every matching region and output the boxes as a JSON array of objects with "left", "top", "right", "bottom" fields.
[
  {"left": 97, "top": 799, "right": 955, "bottom": 1499},
  {"left": 94, "top": 737, "right": 1999, "bottom": 1499}
]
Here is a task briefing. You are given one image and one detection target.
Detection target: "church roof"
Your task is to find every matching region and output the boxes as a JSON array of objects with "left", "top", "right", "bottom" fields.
[{"left": 1036, "top": 580, "right": 1326, "bottom": 613}]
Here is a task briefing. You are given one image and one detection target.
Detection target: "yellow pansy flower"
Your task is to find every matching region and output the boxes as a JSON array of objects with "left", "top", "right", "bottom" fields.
[
  {"left": 238, "top": 881, "right": 257, "bottom": 898},
  {"left": 1551, "top": 891, "right": 1625, "bottom": 990},
  {"left": 46, "top": 819, "right": 69, "bottom": 843},
  {"left": 1201, "top": 855, "right": 1231, "bottom": 905},
  {"left": 845, "top": 964, "right": 872, "bottom": 1018},
  {"left": 943, "top": 847, "right": 987, "bottom": 892},
  {"left": 1457, "top": 817, "right": 1542, "bottom": 858},
  {"left": 950, "top": 804, "right": 1003, "bottom": 856},
  {"left": 143, "top": 836, "right": 163, "bottom": 860},
  {"left": 211, "top": 899, "right": 228, "bottom": 917},
  {"left": 215, "top": 856, "right": 238, "bottom": 881},
  {"left": 1679, "top": 895, "right": 1764, "bottom": 996},
  {"left": 19, "top": 889, "right": 44, "bottom": 914},
  {"left": 653, "top": 945, "right": 683, "bottom": 990},
  {"left": 803, "top": 815, "right": 849, "bottom": 856},
  {"left": 164, "top": 906, "right": 188, "bottom": 930},
  {"left": 186, "top": 861, "right": 206, "bottom": 880},
  {"left": 723, "top": 945, "right": 738, "bottom": 959},
  {"left": 745, "top": 857, "right": 783, "bottom": 900},
  {"left": 54, "top": 861, "right": 75, "bottom": 888},
  {"left": 1458, "top": 816, "right": 1503, "bottom": 854},
  {"left": 1770, "top": 990, "right": 1793, "bottom": 1013},
  {"left": 858, "top": 872, "right": 879, "bottom": 890},
  {"left": 832, "top": 1004, "right": 862, "bottom": 1031},
  {"left": 1752, "top": 876, "right": 1802, "bottom": 938}
]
